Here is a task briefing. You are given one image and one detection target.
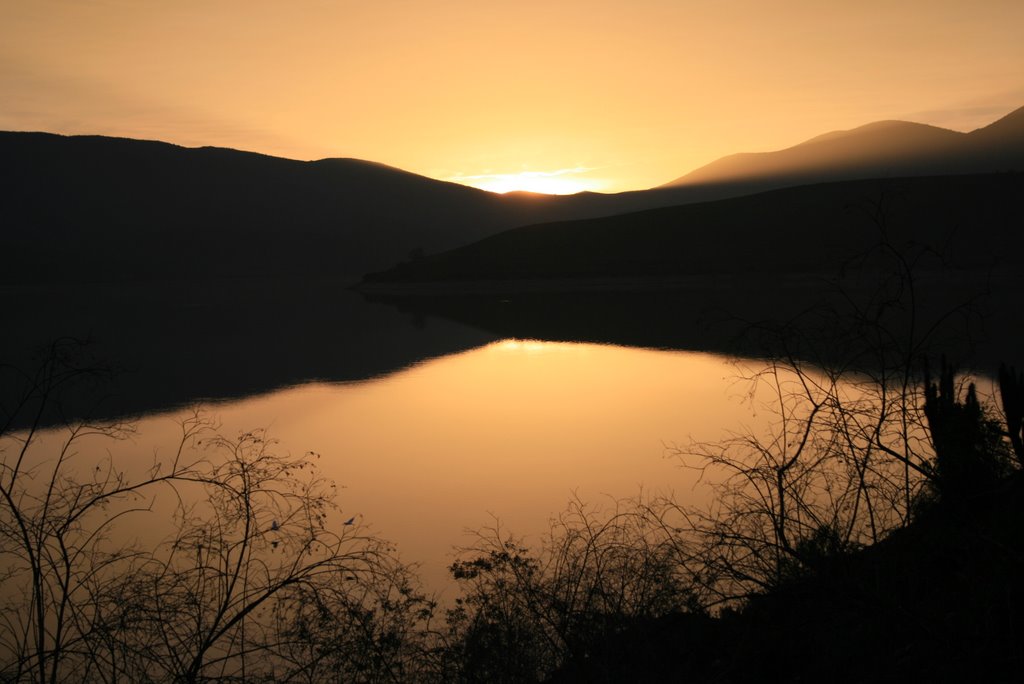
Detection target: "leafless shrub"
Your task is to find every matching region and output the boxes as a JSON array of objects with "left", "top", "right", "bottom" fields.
[
  {"left": 0, "top": 343, "right": 435, "bottom": 683},
  {"left": 443, "top": 495, "right": 700, "bottom": 681}
]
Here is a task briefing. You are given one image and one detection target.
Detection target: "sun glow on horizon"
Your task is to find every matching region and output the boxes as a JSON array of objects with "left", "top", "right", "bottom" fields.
[
  {"left": 3, "top": 2, "right": 1023, "bottom": 193},
  {"left": 447, "top": 167, "right": 607, "bottom": 195}
]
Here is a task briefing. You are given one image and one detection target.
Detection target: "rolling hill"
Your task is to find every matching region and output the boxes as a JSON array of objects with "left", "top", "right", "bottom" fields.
[
  {"left": 0, "top": 132, "right": 677, "bottom": 284},
  {"left": 661, "top": 105, "right": 1024, "bottom": 190}
]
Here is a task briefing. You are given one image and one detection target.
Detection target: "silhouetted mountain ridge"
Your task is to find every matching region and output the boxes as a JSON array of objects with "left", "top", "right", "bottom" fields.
[
  {"left": 0, "top": 132, "right": 686, "bottom": 283},
  {"left": 4, "top": 106, "right": 1023, "bottom": 284}
]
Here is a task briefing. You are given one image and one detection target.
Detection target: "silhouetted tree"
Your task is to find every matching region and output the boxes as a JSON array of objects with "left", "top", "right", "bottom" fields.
[
  {"left": 923, "top": 359, "right": 1014, "bottom": 504},
  {"left": 998, "top": 362, "right": 1024, "bottom": 466}
]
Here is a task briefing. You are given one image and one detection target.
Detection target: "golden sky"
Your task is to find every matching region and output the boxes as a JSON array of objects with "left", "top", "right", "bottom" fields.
[{"left": 2, "top": 0, "right": 1022, "bottom": 193}]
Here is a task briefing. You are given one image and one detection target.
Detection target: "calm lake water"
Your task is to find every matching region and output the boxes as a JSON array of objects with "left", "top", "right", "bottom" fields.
[
  {"left": 21, "top": 339, "right": 760, "bottom": 595},
  {"left": 6, "top": 277, "right": 1002, "bottom": 595}
]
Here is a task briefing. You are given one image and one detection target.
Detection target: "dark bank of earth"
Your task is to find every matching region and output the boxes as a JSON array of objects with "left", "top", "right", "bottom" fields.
[
  {"left": 551, "top": 474, "right": 1024, "bottom": 683},
  {"left": 358, "top": 172, "right": 1024, "bottom": 370}
]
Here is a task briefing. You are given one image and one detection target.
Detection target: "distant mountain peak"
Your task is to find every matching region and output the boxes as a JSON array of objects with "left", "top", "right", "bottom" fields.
[
  {"left": 660, "top": 106, "right": 1024, "bottom": 189},
  {"left": 799, "top": 119, "right": 960, "bottom": 147}
]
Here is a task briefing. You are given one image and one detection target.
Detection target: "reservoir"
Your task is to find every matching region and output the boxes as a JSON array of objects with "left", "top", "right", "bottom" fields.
[{"left": 4, "top": 280, "right": 771, "bottom": 595}]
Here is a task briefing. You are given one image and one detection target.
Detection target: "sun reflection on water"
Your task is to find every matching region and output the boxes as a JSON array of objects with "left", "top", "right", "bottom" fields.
[{"left": 18, "top": 339, "right": 762, "bottom": 596}]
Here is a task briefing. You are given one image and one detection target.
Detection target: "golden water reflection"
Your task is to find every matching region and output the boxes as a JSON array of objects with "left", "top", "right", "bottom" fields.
[{"left": 27, "top": 340, "right": 764, "bottom": 596}]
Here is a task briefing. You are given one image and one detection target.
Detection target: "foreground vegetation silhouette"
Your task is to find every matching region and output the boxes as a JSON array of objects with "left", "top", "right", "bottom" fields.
[
  {"left": 0, "top": 343, "right": 438, "bottom": 683},
  {"left": 437, "top": 233, "right": 1024, "bottom": 682}
]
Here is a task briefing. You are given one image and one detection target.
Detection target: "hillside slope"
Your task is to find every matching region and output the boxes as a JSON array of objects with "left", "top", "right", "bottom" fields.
[{"left": 552, "top": 473, "right": 1024, "bottom": 683}]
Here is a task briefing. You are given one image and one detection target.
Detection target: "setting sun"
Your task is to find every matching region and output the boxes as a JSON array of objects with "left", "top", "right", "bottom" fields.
[{"left": 448, "top": 168, "right": 606, "bottom": 195}]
